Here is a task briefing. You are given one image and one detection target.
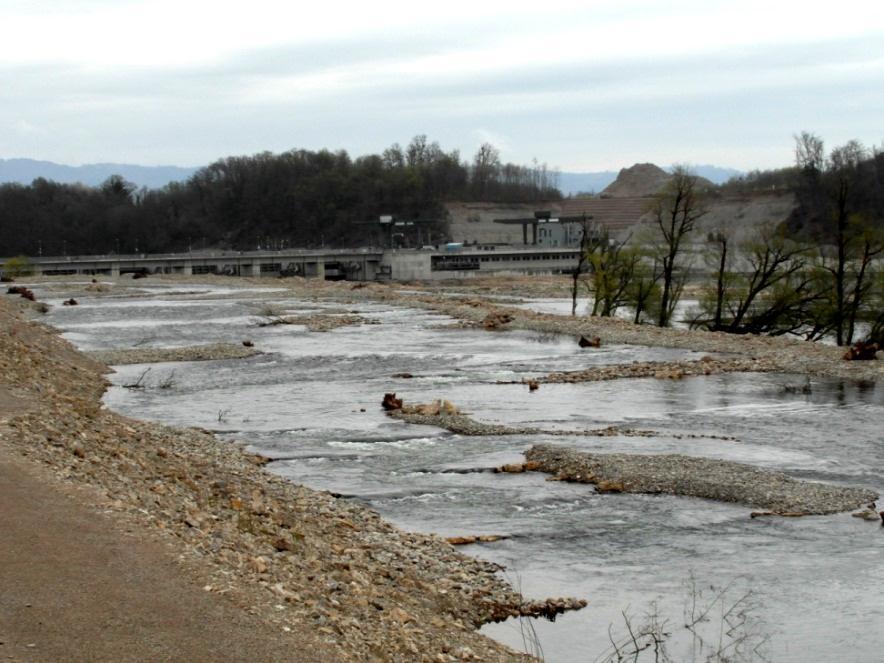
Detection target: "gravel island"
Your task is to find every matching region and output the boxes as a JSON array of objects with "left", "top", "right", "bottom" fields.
[{"left": 525, "top": 444, "right": 878, "bottom": 515}]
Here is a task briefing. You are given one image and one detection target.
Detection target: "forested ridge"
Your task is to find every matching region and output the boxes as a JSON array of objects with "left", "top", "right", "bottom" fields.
[{"left": 0, "top": 137, "right": 560, "bottom": 257}]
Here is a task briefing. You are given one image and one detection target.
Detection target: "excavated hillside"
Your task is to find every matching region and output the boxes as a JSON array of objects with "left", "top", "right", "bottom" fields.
[
  {"left": 442, "top": 164, "right": 794, "bottom": 245},
  {"left": 600, "top": 163, "right": 673, "bottom": 197}
]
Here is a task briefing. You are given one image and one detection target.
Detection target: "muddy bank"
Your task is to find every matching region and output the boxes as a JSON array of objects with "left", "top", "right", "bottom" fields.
[
  {"left": 0, "top": 297, "right": 588, "bottom": 661},
  {"left": 525, "top": 444, "right": 878, "bottom": 516}
]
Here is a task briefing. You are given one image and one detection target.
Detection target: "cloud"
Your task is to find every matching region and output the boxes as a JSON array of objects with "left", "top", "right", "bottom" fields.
[
  {"left": 12, "top": 119, "right": 45, "bottom": 136},
  {"left": 1, "top": 1, "right": 882, "bottom": 169}
]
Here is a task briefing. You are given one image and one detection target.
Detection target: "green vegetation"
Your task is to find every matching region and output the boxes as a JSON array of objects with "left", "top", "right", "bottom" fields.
[{"left": 1, "top": 255, "right": 33, "bottom": 277}]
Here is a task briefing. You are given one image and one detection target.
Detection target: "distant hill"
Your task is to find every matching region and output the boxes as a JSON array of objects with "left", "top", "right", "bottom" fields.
[
  {"left": 557, "top": 171, "right": 619, "bottom": 197},
  {"left": 1, "top": 157, "right": 743, "bottom": 195},
  {"left": 0, "top": 158, "right": 198, "bottom": 189},
  {"left": 686, "top": 164, "right": 743, "bottom": 184},
  {"left": 557, "top": 164, "right": 742, "bottom": 197}
]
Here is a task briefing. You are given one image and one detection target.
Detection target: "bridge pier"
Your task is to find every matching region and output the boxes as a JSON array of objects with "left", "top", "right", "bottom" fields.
[
  {"left": 182, "top": 261, "right": 192, "bottom": 276},
  {"left": 110, "top": 262, "right": 120, "bottom": 277}
]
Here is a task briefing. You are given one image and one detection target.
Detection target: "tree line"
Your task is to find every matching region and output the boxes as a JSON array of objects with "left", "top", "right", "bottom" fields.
[
  {"left": 0, "top": 136, "right": 561, "bottom": 257},
  {"left": 576, "top": 134, "right": 883, "bottom": 346}
]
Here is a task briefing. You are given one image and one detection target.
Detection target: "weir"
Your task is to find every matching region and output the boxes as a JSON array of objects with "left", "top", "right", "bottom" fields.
[
  {"left": 8, "top": 246, "right": 582, "bottom": 282},
  {"left": 17, "top": 248, "right": 383, "bottom": 281}
]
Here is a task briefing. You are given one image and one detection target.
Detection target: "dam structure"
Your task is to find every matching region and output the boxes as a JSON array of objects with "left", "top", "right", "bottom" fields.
[{"left": 9, "top": 246, "right": 581, "bottom": 282}]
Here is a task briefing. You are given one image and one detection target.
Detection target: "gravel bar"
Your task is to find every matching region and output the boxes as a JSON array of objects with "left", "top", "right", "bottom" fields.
[
  {"left": 388, "top": 408, "right": 735, "bottom": 441},
  {"left": 525, "top": 444, "right": 878, "bottom": 515},
  {"left": 87, "top": 342, "right": 261, "bottom": 365}
]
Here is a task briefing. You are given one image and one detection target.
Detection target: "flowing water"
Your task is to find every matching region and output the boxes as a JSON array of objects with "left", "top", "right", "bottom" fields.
[{"left": 41, "top": 283, "right": 884, "bottom": 662}]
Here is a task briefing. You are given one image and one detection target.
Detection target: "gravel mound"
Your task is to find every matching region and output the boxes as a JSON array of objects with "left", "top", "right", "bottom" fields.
[{"left": 526, "top": 444, "right": 878, "bottom": 515}]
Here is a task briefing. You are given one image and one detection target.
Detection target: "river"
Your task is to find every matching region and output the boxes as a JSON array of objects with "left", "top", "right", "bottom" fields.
[{"left": 43, "top": 281, "right": 884, "bottom": 662}]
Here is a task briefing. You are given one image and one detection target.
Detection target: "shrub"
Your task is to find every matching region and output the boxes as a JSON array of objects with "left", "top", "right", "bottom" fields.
[{"left": 1, "top": 255, "right": 33, "bottom": 278}]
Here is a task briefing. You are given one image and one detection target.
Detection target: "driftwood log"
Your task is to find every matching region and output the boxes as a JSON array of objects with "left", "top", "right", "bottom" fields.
[
  {"left": 843, "top": 341, "right": 879, "bottom": 361},
  {"left": 578, "top": 335, "right": 601, "bottom": 348}
]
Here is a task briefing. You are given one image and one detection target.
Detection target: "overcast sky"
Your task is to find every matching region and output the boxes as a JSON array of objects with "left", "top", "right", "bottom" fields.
[{"left": 2, "top": 0, "right": 883, "bottom": 171}]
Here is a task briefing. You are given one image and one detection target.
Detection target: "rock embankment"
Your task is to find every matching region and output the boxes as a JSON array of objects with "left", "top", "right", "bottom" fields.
[
  {"left": 88, "top": 342, "right": 261, "bottom": 365},
  {"left": 0, "top": 298, "right": 586, "bottom": 661},
  {"left": 525, "top": 444, "right": 878, "bottom": 516}
]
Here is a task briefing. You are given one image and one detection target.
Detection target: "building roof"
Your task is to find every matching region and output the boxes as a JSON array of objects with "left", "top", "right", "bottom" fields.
[{"left": 558, "top": 197, "right": 653, "bottom": 234}]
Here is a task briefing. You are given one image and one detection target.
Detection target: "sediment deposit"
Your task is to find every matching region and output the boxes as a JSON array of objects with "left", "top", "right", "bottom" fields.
[{"left": 525, "top": 444, "right": 878, "bottom": 515}]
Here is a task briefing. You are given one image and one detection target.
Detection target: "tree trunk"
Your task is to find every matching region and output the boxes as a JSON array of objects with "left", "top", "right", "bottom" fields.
[{"left": 713, "top": 238, "right": 727, "bottom": 330}]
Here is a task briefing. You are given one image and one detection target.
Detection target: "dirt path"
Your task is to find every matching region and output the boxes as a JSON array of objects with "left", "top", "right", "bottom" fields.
[{"left": 0, "top": 444, "right": 338, "bottom": 663}]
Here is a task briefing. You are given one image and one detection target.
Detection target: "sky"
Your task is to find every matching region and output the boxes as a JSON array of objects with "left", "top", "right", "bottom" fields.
[{"left": 2, "top": 0, "right": 883, "bottom": 172}]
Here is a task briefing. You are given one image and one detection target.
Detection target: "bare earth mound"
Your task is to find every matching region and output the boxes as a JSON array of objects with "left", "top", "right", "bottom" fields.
[{"left": 600, "top": 163, "right": 672, "bottom": 198}]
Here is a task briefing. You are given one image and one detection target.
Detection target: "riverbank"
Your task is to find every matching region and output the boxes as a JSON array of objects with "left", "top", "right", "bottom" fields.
[{"left": 0, "top": 296, "right": 589, "bottom": 661}]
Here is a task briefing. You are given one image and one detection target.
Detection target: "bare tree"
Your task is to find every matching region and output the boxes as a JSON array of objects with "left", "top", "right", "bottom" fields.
[
  {"left": 796, "top": 136, "right": 884, "bottom": 345},
  {"left": 844, "top": 224, "right": 884, "bottom": 343},
  {"left": 649, "top": 167, "right": 707, "bottom": 326},
  {"left": 828, "top": 141, "right": 864, "bottom": 344},
  {"left": 794, "top": 131, "right": 825, "bottom": 173},
  {"left": 706, "top": 230, "right": 733, "bottom": 331},
  {"left": 471, "top": 143, "right": 501, "bottom": 199},
  {"left": 691, "top": 225, "right": 816, "bottom": 335},
  {"left": 571, "top": 215, "right": 594, "bottom": 316},
  {"left": 587, "top": 230, "right": 640, "bottom": 317}
]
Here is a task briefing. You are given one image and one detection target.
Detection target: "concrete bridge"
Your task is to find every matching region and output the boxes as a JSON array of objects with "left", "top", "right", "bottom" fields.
[
  {"left": 7, "top": 246, "right": 581, "bottom": 282},
  {"left": 22, "top": 249, "right": 385, "bottom": 281}
]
